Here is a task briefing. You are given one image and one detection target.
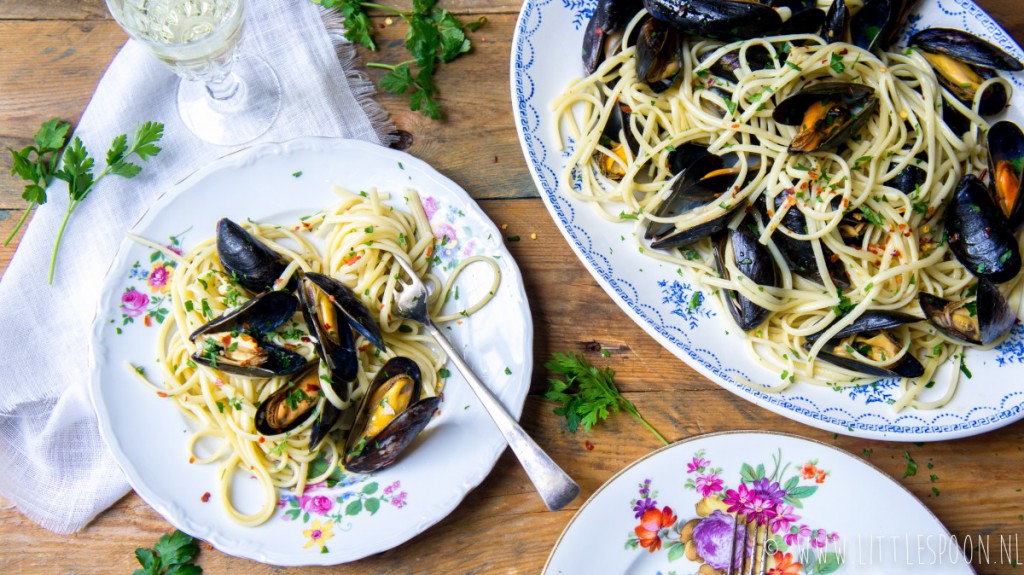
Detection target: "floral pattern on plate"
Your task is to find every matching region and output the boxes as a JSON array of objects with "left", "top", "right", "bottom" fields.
[
  {"left": 626, "top": 449, "right": 843, "bottom": 574},
  {"left": 423, "top": 194, "right": 487, "bottom": 271},
  {"left": 113, "top": 229, "right": 187, "bottom": 329}
]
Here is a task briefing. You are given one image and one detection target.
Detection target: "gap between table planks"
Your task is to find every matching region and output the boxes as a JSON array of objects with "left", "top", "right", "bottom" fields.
[{"left": 2, "top": 1, "right": 1024, "bottom": 573}]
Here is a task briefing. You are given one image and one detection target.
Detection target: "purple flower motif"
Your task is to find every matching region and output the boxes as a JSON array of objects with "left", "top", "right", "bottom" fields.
[
  {"left": 747, "top": 496, "right": 778, "bottom": 525},
  {"left": 121, "top": 287, "right": 150, "bottom": 317},
  {"left": 423, "top": 196, "right": 439, "bottom": 220},
  {"left": 687, "top": 456, "right": 710, "bottom": 474},
  {"left": 785, "top": 524, "right": 812, "bottom": 546},
  {"left": 695, "top": 474, "right": 724, "bottom": 497},
  {"left": 632, "top": 497, "right": 657, "bottom": 519},
  {"left": 384, "top": 480, "right": 400, "bottom": 496},
  {"left": 769, "top": 504, "right": 800, "bottom": 534},
  {"left": 829, "top": 532, "right": 841, "bottom": 542},
  {"left": 391, "top": 491, "right": 408, "bottom": 508},
  {"left": 147, "top": 263, "right": 172, "bottom": 293},
  {"left": 305, "top": 495, "right": 333, "bottom": 515},
  {"left": 723, "top": 483, "right": 754, "bottom": 515},
  {"left": 435, "top": 223, "right": 458, "bottom": 246},
  {"left": 751, "top": 477, "right": 786, "bottom": 506},
  {"left": 691, "top": 510, "right": 744, "bottom": 571},
  {"left": 811, "top": 528, "right": 829, "bottom": 548},
  {"left": 167, "top": 244, "right": 183, "bottom": 256}
]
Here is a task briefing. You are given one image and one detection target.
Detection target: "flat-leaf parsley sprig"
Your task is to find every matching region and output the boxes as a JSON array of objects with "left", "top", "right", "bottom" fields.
[
  {"left": 312, "top": 0, "right": 485, "bottom": 119},
  {"left": 4, "top": 118, "right": 71, "bottom": 246},
  {"left": 544, "top": 352, "right": 669, "bottom": 445},
  {"left": 47, "top": 121, "right": 164, "bottom": 283},
  {"left": 133, "top": 530, "right": 203, "bottom": 575}
]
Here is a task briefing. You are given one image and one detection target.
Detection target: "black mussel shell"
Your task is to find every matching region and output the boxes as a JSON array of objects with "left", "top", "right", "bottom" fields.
[
  {"left": 304, "top": 272, "right": 386, "bottom": 350},
  {"left": 642, "top": 0, "right": 783, "bottom": 42},
  {"left": 309, "top": 399, "right": 341, "bottom": 452},
  {"left": 889, "top": 162, "right": 927, "bottom": 195},
  {"left": 942, "top": 98, "right": 972, "bottom": 136},
  {"left": 668, "top": 142, "right": 711, "bottom": 175},
  {"left": 772, "top": 82, "right": 878, "bottom": 153},
  {"left": 713, "top": 218, "right": 777, "bottom": 330},
  {"left": 191, "top": 340, "right": 309, "bottom": 378},
  {"left": 946, "top": 174, "right": 1022, "bottom": 283},
  {"left": 254, "top": 367, "right": 324, "bottom": 436},
  {"left": 987, "top": 121, "right": 1024, "bottom": 231},
  {"left": 189, "top": 290, "right": 298, "bottom": 341},
  {"left": 706, "top": 45, "right": 772, "bottom": 84},
  {"left": 806, "top": 310, "right": 925, "bottom": 378},
  {"left": 298, "top": 274, "right": 359, "bottom": 403},
  {"left": 648, "top": 152, "right": 724, "bottom": 240},
  {"left": 781, "top": 8, "right": 826, "bottom": 37},
  {"left": 344, "top": 357, "right": 439, "bottom": 474},
  {"left": 910, "top": 28, "right": 1023, "bottom": 71},
  {"left": 820, "top": 0, "right": 849, "bottom": 44},
  {"left": 636, "top": 17, "right": 684, "bottom": 93},
  {"left": 217, "top": 219, "right": 293, "bottom": 294},
  {"left": 600, "top": 100, "right": 641, "bottom": 179},
  {"left": 583, "top": 0, "right": 645, "bottom": 74},
  {"left": 919, "top": 279, "right": 1017, "bottom": 346},
  {"left": 852, "top": 0, "right": 919, "bottom": 53},
  {"left": 762, "top": 193, "right": 850, "bottom": 287}
]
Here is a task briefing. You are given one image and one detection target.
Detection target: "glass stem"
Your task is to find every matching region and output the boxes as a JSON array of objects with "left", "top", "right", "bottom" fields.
[{"left": 205, "top": 71, "right": 242, "bottom": 101}]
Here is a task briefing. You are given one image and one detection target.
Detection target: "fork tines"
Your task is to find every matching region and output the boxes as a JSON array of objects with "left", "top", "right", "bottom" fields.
[{"left": 727, "top": 514, "right": 770, "bottom": 575}]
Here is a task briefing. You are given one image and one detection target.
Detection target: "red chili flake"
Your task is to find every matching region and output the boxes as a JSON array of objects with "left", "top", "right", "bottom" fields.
[
  {"left": 980, "top": 168, "right": 989, "bottom": 181},
  {"left": 891, "top": 249, "right": 902, "bottom": 257},
  {"left": 584, "top": 440, "right": 595, "bottom": 451},
  {"left": 189, "top": 457, "right": 196, "bottom": 464},
  {"left": 839, "top": 48, "right": 849, "bottom": 55},
  {"left": 294, "top": 226, "right": 300, "bottom": 231},
  {"left": 731, "top": 123, "right": 740, "bottom": 129},
  {"left": 829, "top": 253, "right": 841, "bottom": 262},
  {"left": 300, "top": 336, "right": 311, "bottom": 343},
  {"left": 157, "top": 391, "right": 168, "bottom": 398},
  {"left": 201, "top": 492, "right": 211, "bottom": 503},
  {"left": 221, "top": 334, "right": 232, "bottom": 345},
  {"left": 258, "top": 436, "right": 265, "bottom": 443},
  {"left": 358, "top": 344, "right": 369, "bottom": 352}
]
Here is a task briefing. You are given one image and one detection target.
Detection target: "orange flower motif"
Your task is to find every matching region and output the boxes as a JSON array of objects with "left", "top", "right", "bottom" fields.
[
  {"left": 143, "top": 315, "right": 153, "bottom": 327},
  {"left": 815, "top": 469, "right": 827, "bottom": 484},
  {"left": 634, "top": 506, "right": 677, "bottom": 552},
  {"left": 767, "top": 551, "right": 802, "bottom": 575},
  {"left": 801, "top": 462, "right": 818, "bottom": 479}
]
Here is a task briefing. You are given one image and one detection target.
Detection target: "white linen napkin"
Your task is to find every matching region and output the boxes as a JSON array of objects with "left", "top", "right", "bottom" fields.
[{"left": 0, "top": 0, "right": 394, "bottom": 534}]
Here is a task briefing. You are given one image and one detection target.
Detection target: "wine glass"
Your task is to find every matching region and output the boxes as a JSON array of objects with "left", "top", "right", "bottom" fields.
[{"left": 106, "top": 0, "right": 282, "bottom": 146}]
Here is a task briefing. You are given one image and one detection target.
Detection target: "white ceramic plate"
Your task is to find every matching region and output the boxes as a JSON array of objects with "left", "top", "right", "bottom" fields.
[
  {"left": 545, "top": 431, "right": 973, "bottom": 574},
  {"left": 511, "top": 0, "right": 1024, "bottom": 441},
  {"left": 89, "top": 138, "right": 532, "bottom": 566}
]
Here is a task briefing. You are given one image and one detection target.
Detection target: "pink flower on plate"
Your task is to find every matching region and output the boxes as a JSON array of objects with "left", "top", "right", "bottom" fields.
[
  {"left": 687, "top": 456, "right": 710, "bottom": 474},
  {"left": 723, "top": 483, "right": 754, "bottom": 514},
  {"left": 384, "top": 480, "right": 400, "bottom": 496},
  {"left": 434, "top": 223, "right": 458, "bottom": 246},
  {"left": 167, "top": 244, "right": 183, "bottom": 256},
  {"left": 423, "top": 196, "right": 439, "bottom": 220},
  {"left": 391, "top": 491, "right": 408, "bottom": 508},
  {"left": 811, "top": 528, "right": 830, "bottom": 548},
  {"left": 769, "top": 504, "right": 800, "bottom": 535},
  {"left": 121, "top": 287, "right": 150, "bottom": 317},
  {"left": 695, "top": 473, "right": 724, "bottom": 497},
  {"left": 785, "top": 524, "right": 812, "bottom": 546},
  {"left": 147, "top": 262, "right": 173, "bottom": 294},
  {"left": 306, "top": 495, "right": 333, "bottom": 515}
]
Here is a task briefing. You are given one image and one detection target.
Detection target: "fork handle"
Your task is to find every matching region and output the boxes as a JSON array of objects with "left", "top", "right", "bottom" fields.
[{"left": 425, "top": 322, "right": 581, "bottom": 511}]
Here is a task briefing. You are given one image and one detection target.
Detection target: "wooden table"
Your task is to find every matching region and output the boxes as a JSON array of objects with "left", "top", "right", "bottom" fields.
[{"left": 3, "top": 1, "right": 1024, "bottom": 572}]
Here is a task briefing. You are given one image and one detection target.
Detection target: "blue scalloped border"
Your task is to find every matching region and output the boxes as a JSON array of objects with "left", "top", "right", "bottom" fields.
[{"left": 513, "top": 0, "right": 1024, "bottom": 437}]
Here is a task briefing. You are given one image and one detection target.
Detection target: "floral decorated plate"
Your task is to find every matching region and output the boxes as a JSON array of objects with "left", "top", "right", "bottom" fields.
[
  {"left": 511, "top": 0, "right": 1024, "bottom": 440},
  {"left": 89, "top": 138, "right": 532, "bottom": 566},
  {"left": 544, "top": 431, "right": 972, "bottom": 574}
]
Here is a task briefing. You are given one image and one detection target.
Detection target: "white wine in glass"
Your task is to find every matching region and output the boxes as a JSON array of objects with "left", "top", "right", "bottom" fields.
[{"left": 107, "top": 0, "right": 282, "bottom": 146}]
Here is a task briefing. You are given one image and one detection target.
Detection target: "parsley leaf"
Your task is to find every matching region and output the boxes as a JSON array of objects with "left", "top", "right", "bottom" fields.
[
  {"left": 133, "top": 530, "right": 202, "bottom": 575},
  {"left": 544, "top": 352, "right": 668, "bottom": 445},
  {"left": 5, "top": 118, "right": 71, "bottom": 246}
]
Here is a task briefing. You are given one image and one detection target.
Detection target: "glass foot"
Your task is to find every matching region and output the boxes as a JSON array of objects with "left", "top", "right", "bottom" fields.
[{"left": 177, "top": 52, "right": 282, "bottom": 146}]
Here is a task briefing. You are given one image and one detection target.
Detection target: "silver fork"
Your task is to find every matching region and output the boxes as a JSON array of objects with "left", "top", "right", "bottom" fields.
[
  {"left": 728, "top": 515, "right": 770, "bottom": 575},
  {"left": 390, "top": 255, "right": 581, "bottom": 511}
]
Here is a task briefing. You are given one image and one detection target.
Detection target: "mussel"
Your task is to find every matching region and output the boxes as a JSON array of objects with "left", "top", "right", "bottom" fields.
[
  {"left": 636, "top": 17, "right": 684, "bottom": 93},
  {"left": 888, "top": 162, "right": 927, "bottom": 196},
  {"left": 343, "top": 357, "right": 441, "bottom": 473},
  {"left": 217, "top": 218, "right": 293, "bottom": 294},
  {"left": 986, "top": 121, "right": 1024, "bottom": 231},
  {"left": 773, "top": 0, "right": 825, "bottom": 37},
  {"left": 583, "top": 0, "right": 644, "bottom": 74},
  {"left": 919, "top": 279, "right": 1017, "bottom": 346},
  {"left": 642, "top": 0, "right": 783, "bottom": 42},
  {"left": 806, "top": 311, "right": 925, "bottom": 378},
  {"left": 705, "top": 45, "right": 772, "bottom": 84},
  {"left": 189, "top": 291, "right": 309, "bottom": 377},
  {"left": 254, "top": 365, "right": 325, "bottom": 436},
  {"left": 772, "top": 82, "right": 879, "bottom": 154},
  {"left": 761, "top": 192, "right": 850, "bottom": 287},
  {"left": 945, "top": 174, "right": 1022, "bottom": 284},
  {"left": 646, "top": 152, "right": 760, "bottom": 249},
  {"left": 668, "top": 142, "right": 711, "bottom": 175},
  {"left": 851, "top": 0, "right": 919, "bottom": 53},
  {"left": 820, "top": 0, "right": 849, "bottom": 44},
  {"left": 910, "top": 28, "right": 1023, "bottom": 116},
  {"left": 599, "top": 100, "right": 640, "bottom": 180},
  {"left": 298, "top": 273, "right": 360, "bottom": 402},
  {"left": 303, "top": 272, "right": 386, "bottom": 351},
  {"left": 712, "top": 217, "right": 778, "bottom": 330}
]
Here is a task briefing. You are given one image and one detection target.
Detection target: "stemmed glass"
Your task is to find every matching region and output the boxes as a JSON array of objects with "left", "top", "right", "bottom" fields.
[{"left": 106, "top": 0, "right": 282, "bottom": 146}]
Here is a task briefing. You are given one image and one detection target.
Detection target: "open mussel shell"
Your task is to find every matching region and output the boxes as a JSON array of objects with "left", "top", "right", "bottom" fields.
[
  {"left": 760, "top": 193, "right": 850, "bottom": 288},
  {"left": 343, "top": 357, "right": 440, "bottom": 474},
  {"left": 642, "top": 0, "right": 783, "bottom": 42},
  {"left": 919, "top": 280, "right": 1017, "bottom": 346},
  {"left": 780, "top": 7, "right": 826, "bottom": 37},
  {"left": 217, "top": 218, "right": 293, "bottom": 294},
  {"left": 806, "top": 311, "right": 925, "bottom": 378},
  {"left": 668, "top": 142, "right": 711, "bottom": 175},
  {"left": 910, "top": 28, "right": 1021, "bottom": 116},
  {"left": 986, "top": 121, "right": 1024, "bottom": 231},
  {"left": 946, "top": 174, "right": 1022, "bottom": 284},
  {"left": 304, "top": 272, "right": 386, "bottom": 351},
  {"left": 852, "top": 0, "right": 919, "bottom": 53},
  {"left": 636, "top": 17, "right": 683, "bottom": 93},
  {"left": 889, "top": 163, "right": 927, "bottom": 195},
  {"left": 712, "top": 218, "right": 777, "bottom": 330},
  {"left": 704, "top": 45, "right": 771, "bottom": 84},
  {"left": 298, "top": 273, "right": 359, "bottom": 403},
  {"left": 820, "top": 0, "right": 849, "bottom": 44},
  {"left": 599, "top": 100, "right": 641, "bottom": 180},
  {"left": 189, "top": 291, "right": 310, "bottom": 377},
  {"left": 772, "top": 82, "right": 878, "bottom": 154},
  {"left": 254, "top": 365, "right": 326, "bottom": 437},
  {"left": 583, "top": 0, "right": 644, "bottom": 74}
]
